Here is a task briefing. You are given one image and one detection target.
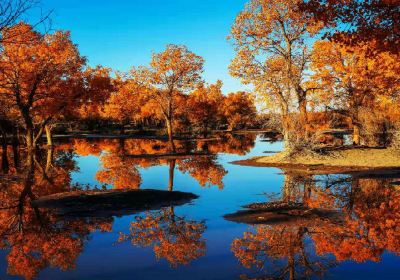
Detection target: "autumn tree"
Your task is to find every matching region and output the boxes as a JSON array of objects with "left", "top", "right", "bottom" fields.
[
  {"left": 103, "top": 75, "right": 149, "bottom": 134},
  {"left": 230, "top": 0, "right": 322, "bottom": 145},
  {"left": 310, "top": 40, "right": 400, "bottom": 145},
  {"left": 301, "top": 0, "right": 400, "bottom": 54},
  {"left": 186, "top": 80, "right": 224, "bottom": 137},
  {"left": 0, "top": 23, "right": 114, "bottom": 149},
  {"left": 131, "top": 45, "right": 204, "bottom": 152},
  {"left": 74, "top": 66, "right": 114, "bottom": 126},
  {"left": 0, "top": 23, "right": 85, "bottom": 149},
  {"left": 220, "top": 91, "right": 256, "bottom": 131}
]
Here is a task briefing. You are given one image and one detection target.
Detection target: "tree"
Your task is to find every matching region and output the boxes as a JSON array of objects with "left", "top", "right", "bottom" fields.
[
  {"left": 301, "top": 0, "right": 400, "bottom": 54},
  {"left": 220, "top": 91, "right": 256, "bottom": 131},
  {"left": 0, "top": 23, "right": 114, "bottom": 149},
  {"left": 0, "top": 23, "right": 85, "bottom": 149},
  {"left": 186, "top": 81, "right": 224, "bottom": 137},
  {"left": 102, "top": 74, "right": 148, "bottom": 134},
  {"left": 229, "top": 0, "right": 322, "bottom": 144},
  {"left": 310, "top": 40, "right": 400, "bottom": 145},
  {"left": 74, "top": 66, "right": 114, "bottom": 124},
  {"left": 132, "top": 45, "right": 204, "bottom": 152}
]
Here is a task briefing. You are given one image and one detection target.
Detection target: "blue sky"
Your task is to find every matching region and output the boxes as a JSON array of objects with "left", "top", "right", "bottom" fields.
[{"left": 30, "top": 0, "right": 249, "bottom": 93}]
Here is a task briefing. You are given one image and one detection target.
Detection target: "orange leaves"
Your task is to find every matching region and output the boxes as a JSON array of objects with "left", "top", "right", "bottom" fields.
[
  {"left": 221, "top": 91, "right": 257, "bottom": 131},
  {"left": 310, "top": 39, "right": 400, "bottom": 111},
  {"left": 0, "top": 22, "right": 114, "bottom": 148},
  {"left": 150, "top": 45, "right": 204, "bottom": 91},
  {"left": 186, "top": 81, "right": 224, "bottom": 136},
  {"left": 102, "top": 77, "right": 149, "bottom": 123},
  {"left": 0, "top": 24, "right": 85, "bottom": 115},
  {"left": 301, "top": 0, "right": 400, "bottom": 54}
]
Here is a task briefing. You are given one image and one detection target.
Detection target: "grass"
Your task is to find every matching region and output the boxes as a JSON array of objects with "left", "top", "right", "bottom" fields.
[{"left": 233, "top": 146, "right": 400, "bottom": 174}]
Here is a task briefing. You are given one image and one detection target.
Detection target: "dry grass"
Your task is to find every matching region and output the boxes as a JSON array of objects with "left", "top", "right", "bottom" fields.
[{"left": 256, "top": 147, "right": 400, "bottom": 168}]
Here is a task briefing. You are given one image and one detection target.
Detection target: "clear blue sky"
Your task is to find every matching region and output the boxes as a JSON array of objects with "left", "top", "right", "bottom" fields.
[{"left": 32, "top": 0, "right": 249, "bottom": 93}]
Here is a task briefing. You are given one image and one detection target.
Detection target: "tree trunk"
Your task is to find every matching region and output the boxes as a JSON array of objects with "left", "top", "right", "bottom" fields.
[
  {"left": 45, "top": 124, "right": 53, "bottom": 147},
  {"left": 281, "top": 112, "right": 292, "bottom": 152},
  {"left": 45, "top": 147, "right": 54, "bottom": 173},
  {"left": 12, "top": 128, "right": 20, "bottom": 171},
  {"left": 298, "top": 96, "right": 308, "bottom": 139},
  {"left": 353, "top": 123, "right": 361, "bottom": 146},
  {"left": 26, "top": 126, "right": 34, "bottom": 150},
  {"left": 21, "top": 107, "right": 35, "bottom": 150},
  {"left": 1, "top": 129, "right": 9, "bottom": 173},
  {"left": 120, "top": 122, "right": 125, "bottom": 135},
  {"left": 166, "top": 117, "right": 176, "bottom": 153}
]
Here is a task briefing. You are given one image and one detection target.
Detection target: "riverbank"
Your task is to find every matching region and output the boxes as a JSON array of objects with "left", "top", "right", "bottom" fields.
[
  {"left": 233, "top": 147, "right": 400, "bottom": 175},
  {"left": 48, "top": 129, "right": 275, "bottom": 140}
]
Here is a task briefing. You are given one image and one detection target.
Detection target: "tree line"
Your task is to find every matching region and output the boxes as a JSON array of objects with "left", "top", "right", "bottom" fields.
[
  {"left": 0, "top": 24, "right": 257, "bottom": 153},
  {"left": 0, "top": 0, "right": 399, "bottom": 154}
]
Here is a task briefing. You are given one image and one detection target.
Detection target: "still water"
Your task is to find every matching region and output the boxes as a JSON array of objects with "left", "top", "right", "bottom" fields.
[{"left": 0, "top": 134, "right": 398, "bottom": 279}]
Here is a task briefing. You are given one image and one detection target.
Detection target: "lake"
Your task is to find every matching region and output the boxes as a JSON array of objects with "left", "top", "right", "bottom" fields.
[{"left": 0, "top": 133, "right": 399, "bottom": 279}]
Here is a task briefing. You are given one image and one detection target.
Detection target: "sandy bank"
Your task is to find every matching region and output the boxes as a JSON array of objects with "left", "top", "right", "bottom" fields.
[{"left": 233, "top": 147, "right": 400, "bottom": 174}]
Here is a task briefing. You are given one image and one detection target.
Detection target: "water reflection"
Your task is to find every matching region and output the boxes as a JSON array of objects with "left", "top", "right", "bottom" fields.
[
  {"left": 120, "top": 207, "right": 206, "bottom": 267},
  {"left": 72, "top": 134, "right": 254, "bottom": 190},
  {"left": 230, "top": 172, "right": 400, "bottom": 279},
  {"left": 0, "top": 149, "right": 113, "bottom": 279},
  {"left": 0, "top": 134, "right": 254, "bottom": 279},
  {"left": 0, "top": 134, "right": 398, "bottom": 279}
]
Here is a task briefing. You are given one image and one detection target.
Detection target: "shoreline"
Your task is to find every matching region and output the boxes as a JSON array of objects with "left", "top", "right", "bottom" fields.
[{"left": 232, "top": 147, "right": 400, "bottom": 175}]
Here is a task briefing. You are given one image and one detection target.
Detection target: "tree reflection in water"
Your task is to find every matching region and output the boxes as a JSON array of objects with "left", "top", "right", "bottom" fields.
[
  {"left": 231, "top": 172, "right": 400, "bottom": 280},
  {"left": 4, "top": 135, "right": 395, "bottom": 279},
  {"left": 0, "top": 148, "right": 113, "bottom": 280},
  {"left": 0, "top": 134, "right": 253, "bottom": 277},
  {"left": 71, "top": 135, "right": 254, "bottom": 191},
  {"left": 120, "top": 207, "right": 206, "bottom": 267}
]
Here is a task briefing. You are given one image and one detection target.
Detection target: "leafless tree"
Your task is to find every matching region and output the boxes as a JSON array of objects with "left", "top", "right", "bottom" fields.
[{"left": 0, "top": 0, "right": 51, "bottom": 44}]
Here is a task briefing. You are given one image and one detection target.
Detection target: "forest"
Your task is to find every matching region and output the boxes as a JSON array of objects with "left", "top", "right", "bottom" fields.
[
  {"left": 0, "top": 1, "right": 399, "bottom": 280},
  {"left": 0, "top": 0, "right": 397, "bottom": 157}
]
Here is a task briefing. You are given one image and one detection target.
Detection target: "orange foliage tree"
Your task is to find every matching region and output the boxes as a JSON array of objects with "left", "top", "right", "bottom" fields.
[
  {"left": 0, "top": 23, "right": 114, "bottom": 149},
  {"left": 130, "top": 45, "right": 204, "bottom": 152},
  {"left": 74, "top": 66, "right": 114, "bottom": 125},
  {"left": 301, "top": 0, "right": 400, "bottom": 54},
  {"left": 310, "top": 40, "right": 400, "bottom": 145},
  {"left": 102, "top": 73, "right": 150, "bottom": 134},
  {"left": 221, "top": 91, "right": 256, "bottom": 131},
  {"left": 0, "top": 23, "right": 85, "bottom": 149},
  {"left": 229, "top": 0, "right": 322, "bottom": 144},
  {"left": 186, "top": 81, "right": 224, "bottom": 137}
]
